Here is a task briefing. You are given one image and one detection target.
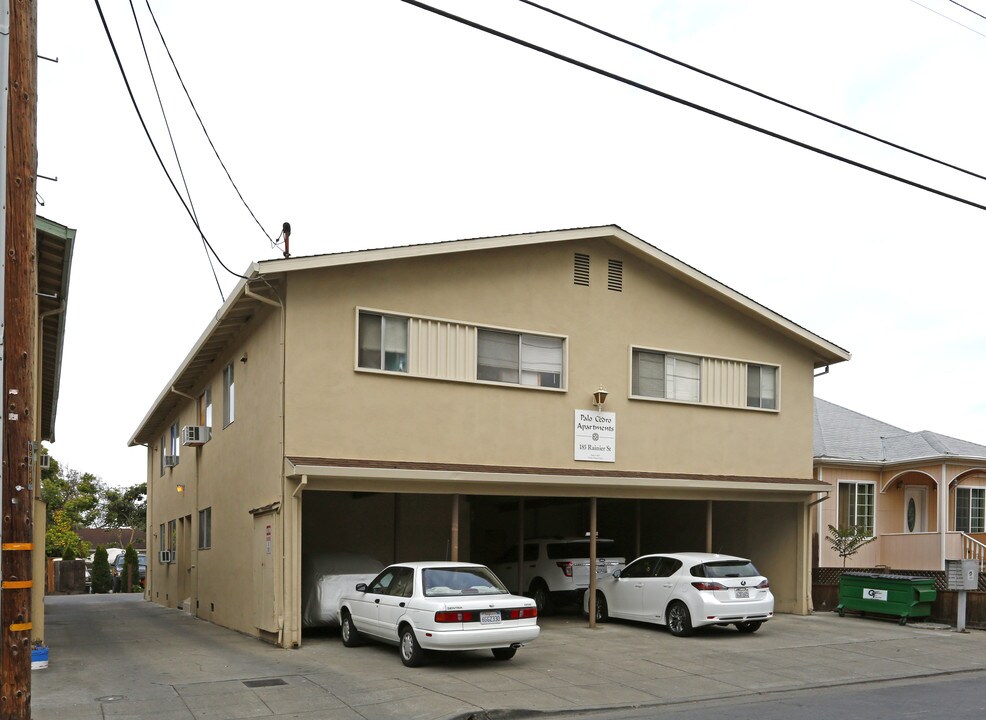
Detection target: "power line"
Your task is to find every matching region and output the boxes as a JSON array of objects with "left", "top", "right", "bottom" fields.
[
  {"left": 93, "top": 0, "right": 250, "bottom": 285},
  {"left": 908, "top": 0, "right": 986, "bottom": 39},
  {"left": 128, "top": 0, "right": 225, "bottom": 301},
  {"left": 401, "top": 0, "right": 986, "bottom": 214},
  {"left": 519, "top": 0, "right": 986, "bottom": 183},
  {"left": 143, "top": 0, "right": 278, "bottom": 249},
  {"left": 947, "top": 0, "right": 986, "bottom": 23}
]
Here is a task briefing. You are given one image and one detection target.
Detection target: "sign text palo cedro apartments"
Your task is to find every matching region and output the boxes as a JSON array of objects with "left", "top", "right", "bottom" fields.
[{"left": 574, "top": 409, "right": 616, "bottom": 463}]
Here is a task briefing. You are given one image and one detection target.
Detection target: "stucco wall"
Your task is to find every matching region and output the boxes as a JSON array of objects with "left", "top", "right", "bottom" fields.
[
  {"left": 146, "top": 304, "right": 284, "bottom": 637},
  {"left": 282, "top": 239, "right": 817, "bottom": 479}
]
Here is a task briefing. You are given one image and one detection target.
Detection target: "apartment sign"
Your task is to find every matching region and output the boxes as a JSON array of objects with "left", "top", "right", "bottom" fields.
[{"left": 574, "top": 410, "right": 616, "bottom": 462}]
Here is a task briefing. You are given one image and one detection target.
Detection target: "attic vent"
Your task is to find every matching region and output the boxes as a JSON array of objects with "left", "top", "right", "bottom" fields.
[
  {"left": 607, "top": 259, "right": 623, "bottom": 292},
  {"left": 573, "top": 253, "right": 590, "bottom": 286}
]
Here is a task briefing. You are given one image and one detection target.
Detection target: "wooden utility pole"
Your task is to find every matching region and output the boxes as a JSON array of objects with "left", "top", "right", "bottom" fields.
[{"left": 2, "top": 0, "right": 38, "bottom": 717}]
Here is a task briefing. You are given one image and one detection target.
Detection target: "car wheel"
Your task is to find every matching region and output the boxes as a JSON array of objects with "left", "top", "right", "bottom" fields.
[
  {"left": 399, "top": 626, "right": 425, "bottom": 667},
  {"left": 491, "top": 647, "right": 517, "bottom": 661},
  {"left": 340, "top": 611, "right": 362, "bottom": 647},
  {"left": 589, "top": 590, "right": 608, "bottom": 623},
  {"left": 530, "top": 580, "right": 552, "bottom": 615},
  {"left": 666, "top": 601, "right": 693, "bottom": 637},
  {"left": 735, "top": 621, "right": 762, "bottom": 634}
]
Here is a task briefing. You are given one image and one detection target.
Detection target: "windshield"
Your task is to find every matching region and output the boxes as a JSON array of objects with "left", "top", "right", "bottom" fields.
[{"left": 422, "top": 567, "right": 509, "bottom": 597}]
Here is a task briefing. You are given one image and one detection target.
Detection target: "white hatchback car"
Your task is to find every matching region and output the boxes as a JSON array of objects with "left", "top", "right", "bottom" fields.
[
  {"left": 586, "top": 552, "right": 773, "bottom": 636},
  {"left": 338, "top": 561, "right": 539, "bottom": 666}
]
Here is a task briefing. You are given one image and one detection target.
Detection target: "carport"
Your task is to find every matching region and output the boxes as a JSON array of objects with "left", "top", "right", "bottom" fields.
[{"left": 287, "top": 457, "right": 827, "bottom": 648}]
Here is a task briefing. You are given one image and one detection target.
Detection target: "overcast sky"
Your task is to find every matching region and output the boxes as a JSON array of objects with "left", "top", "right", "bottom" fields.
[{"left": 37, "top": 1, "right": 986, "bottom": 487}]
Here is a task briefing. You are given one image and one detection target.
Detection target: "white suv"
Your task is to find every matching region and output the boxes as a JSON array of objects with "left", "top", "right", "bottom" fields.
[{"left": 489, "top": 537, "right": 625, "bottom": 613}]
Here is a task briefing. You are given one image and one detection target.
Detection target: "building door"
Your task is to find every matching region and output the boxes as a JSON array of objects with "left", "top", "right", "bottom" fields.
[
  {"left": 178, "top": 514, "right": 192, "bottom": 607},
  {"left": 904, "top": 486, "right": 928, "bottom": 533},
  {"left": 254, "top": 511, "right": 280, "bottom": 633}
]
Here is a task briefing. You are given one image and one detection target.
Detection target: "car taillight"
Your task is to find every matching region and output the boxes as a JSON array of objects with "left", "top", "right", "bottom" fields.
[
  {"left": 691, "top": 581, "right": 727, "bottom": 591},
  {"left": 504, "top": 607, "right": 538, "bottom": 620},
  {"left": 557, "top": 561, "right": 573, "bottom": 577},
  {"left": 434, "top": 611, "right": 478, "bottom": 623},
  {"left": 756, "top": 579, "right": 770, "bottom": 589}
]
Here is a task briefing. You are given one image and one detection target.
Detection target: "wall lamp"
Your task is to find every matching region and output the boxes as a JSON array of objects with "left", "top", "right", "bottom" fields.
[
  {"left": 592, "top": 386, "right": 608, "bottom": 411},
  {"left": 176, "top": 484, "right": 185, "bottom": 494}
]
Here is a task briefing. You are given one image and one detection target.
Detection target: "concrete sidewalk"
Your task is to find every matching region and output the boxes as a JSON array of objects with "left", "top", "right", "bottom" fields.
[{"left": 33, "top": 594, "right": 986, "bottom": 720}]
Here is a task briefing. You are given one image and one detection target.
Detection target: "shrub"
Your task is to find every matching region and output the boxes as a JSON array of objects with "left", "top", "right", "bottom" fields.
[
  {"left": 122, "top": 544, "right": 140, "bottom": 593},
  {"left": 90, "top": 546, "right": 113, "bottom": 594}
]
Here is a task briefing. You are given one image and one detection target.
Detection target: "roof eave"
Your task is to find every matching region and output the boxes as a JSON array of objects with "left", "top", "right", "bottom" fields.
[
  {"left": 254, "top": 225, "right": 850, "bottom": 366},
  {"left": 128, "top": 264, "right": 261, "bottom": 446}
]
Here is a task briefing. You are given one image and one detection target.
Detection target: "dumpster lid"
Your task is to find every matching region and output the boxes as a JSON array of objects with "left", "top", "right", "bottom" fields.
[{"left": 842, "top": 572, "right": 931, "bottom": 582}]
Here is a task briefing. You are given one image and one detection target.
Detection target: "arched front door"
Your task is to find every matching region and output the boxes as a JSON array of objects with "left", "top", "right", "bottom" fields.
[{"left": 903, "top": 486, "right": 928, "bottom": 533}]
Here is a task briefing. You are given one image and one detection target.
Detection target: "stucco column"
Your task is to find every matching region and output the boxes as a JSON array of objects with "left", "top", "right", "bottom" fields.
[{"left": 940, "top": 463, "right": 947, "bottom": 571}]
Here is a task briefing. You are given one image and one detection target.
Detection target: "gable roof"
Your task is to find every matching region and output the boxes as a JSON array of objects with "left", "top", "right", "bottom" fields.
[
  {"left": 814, "top": 397, "right": 986, "bottom": 465},
  {"left": 129, "top": 225, "right": 850, "bottom": 445}
]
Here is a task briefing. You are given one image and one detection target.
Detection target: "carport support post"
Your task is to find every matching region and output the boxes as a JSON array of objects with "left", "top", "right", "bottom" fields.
[
  {"left": 517, "top": 499, "right": 525, "bottom": 593},
  {"left": 450, "top": 494, "right": 459, "bottom": 561},
  {"left": 706, "top": 501, "right": 713, "bottom": 553},
  {"left": 588, "top": 497, "right": 597, "bottom": 629}
]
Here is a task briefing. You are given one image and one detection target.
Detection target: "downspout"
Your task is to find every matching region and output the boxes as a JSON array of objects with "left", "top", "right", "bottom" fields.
[{"left": 170, "top": 386, "right": 194, "bottom": 401}]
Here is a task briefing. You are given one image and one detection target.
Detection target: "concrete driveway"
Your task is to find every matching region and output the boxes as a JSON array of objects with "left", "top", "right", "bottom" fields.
[{"left": 34, "top": 594, "right": 986, "bottom": 720}]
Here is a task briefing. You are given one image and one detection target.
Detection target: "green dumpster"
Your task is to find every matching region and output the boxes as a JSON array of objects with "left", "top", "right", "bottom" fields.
[{"left": 837, "top": 572, "right": 937, "bottom": 624}]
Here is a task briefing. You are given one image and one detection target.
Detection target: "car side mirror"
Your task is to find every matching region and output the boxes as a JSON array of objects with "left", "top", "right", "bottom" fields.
[
  {"left": 355, "top": 583, "right": 367, "bottom": 592},
  {"left": 612, "top": 569, "right": 621, "bottom": 579}
]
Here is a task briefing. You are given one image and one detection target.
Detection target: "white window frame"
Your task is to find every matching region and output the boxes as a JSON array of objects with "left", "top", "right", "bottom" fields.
[
  {"left": 838, "top": 481, "right": 876, "bottom": 537},
  {"left": 955, "top": 486, "right": 986, "bottom": 533},
  {"left": 198, "top": 387, "right": 213, "bottom": 428},
  {"left": 746, "top": 363, "right": 778, "bottom": 409},
  {"left": 631, "top": 348, "right": 701, "bottom": 403},
  {"left": 223, "top": 363, "right": 235, "bottom": 427},
  {"left": 477, "top": 328, "right": 564, "bottom": 389},
  {"left": 357, "top": 311, "right": 409, "bottom": 373},
  {"left": 198, "top": 507, "right": 212, "bottom": 550}
]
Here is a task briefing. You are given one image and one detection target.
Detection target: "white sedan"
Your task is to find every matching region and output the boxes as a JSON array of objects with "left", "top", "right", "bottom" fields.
[
  {"left": 586, "top": 552, "right": 773, "bottom": 636},
  {"left": 339, "top": 561, "right": 539, "bottom": 666}
]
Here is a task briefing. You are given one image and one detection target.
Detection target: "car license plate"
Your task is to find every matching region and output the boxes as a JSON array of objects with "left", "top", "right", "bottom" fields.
[
  {"left": 734, "top": 588, "right": 749, "bottom": 599},
  {"left": 480, "top": 611, "right": 501, "bottom": 624}
]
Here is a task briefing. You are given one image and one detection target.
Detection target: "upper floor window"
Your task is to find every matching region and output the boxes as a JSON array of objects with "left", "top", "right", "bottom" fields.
[
  {"left": 223, "top": 363, "right": 235, "bottom": 427},
  {"left": 838, "top": 481, "right": 875, "bottom": 536},
  {"left": 197, "top": 387, "right": 213, "bottom": 427},
  {"left": 746, "top": 364, "right": 777, "bottom": 409},
  {"left": 631, "top": 349, "right": 700, "bottom": 402},
  {"left": 477, "top": 329, "right": 563, "bottom": 388},
  {"left": 358, "top": 312, "right": 408, "bottom": 373},
  {"left": 956, "top": 487, "right": 985, "bottom": 533},
  {"left": 199, "top": 507, "right": 213, "bottom": 550}
]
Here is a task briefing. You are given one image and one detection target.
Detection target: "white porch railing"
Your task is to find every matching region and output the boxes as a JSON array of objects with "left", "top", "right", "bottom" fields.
[{"left": 962, "top": 533, "right": 986, "bottom": 571}]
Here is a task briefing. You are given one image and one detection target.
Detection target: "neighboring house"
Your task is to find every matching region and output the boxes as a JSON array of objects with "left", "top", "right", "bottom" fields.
[
  {"left": 814, "top": 398, "right": 986, "bottom": 571},
  {"left": 129, "top": 225, "right": 849, "bottom": 647},
  {"left": 33, "top": 216, "right": 77, "bottom": 640},
  {"left": 77, "top": 527, "right": 146, "bottom": 552}
]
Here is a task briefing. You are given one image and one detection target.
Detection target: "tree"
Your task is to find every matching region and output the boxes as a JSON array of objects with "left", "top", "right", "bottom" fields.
[
  {"left": 40, "top": 461, "right": 104, "bottom": 529},
  {"left": 104, "top": 483, "right": 147, "bottom": 545},
  {"left": 121, "top": 544, "right": 141, "bottom": 593},
  {"left": 826, "top": 524, "right": 877, "bottom": 568},
  {"left": 45, "top": 509, "right": 86, "bottom": 559},
  {"left": 90, "top": 546, "right": 113, "bottom": 594}
]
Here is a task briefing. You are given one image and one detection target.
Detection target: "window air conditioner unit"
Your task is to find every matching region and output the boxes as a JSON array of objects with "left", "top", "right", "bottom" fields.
[
  {"left": 163, "top": 455, "right": 179, "bottom": 468},
  {"left": 181, "top": 425, "right": 211, "bottom": 447},
  {"left": 39, "top": 454, "right": 50, "bottom": 470},
  {"left": 159, "top": 550, "right": 173, "bottom": 564}
]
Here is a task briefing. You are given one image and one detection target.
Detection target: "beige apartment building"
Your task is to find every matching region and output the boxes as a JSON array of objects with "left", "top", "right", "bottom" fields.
[{"left": 130, "top": 225, "right": 850, "bottom": 647}]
